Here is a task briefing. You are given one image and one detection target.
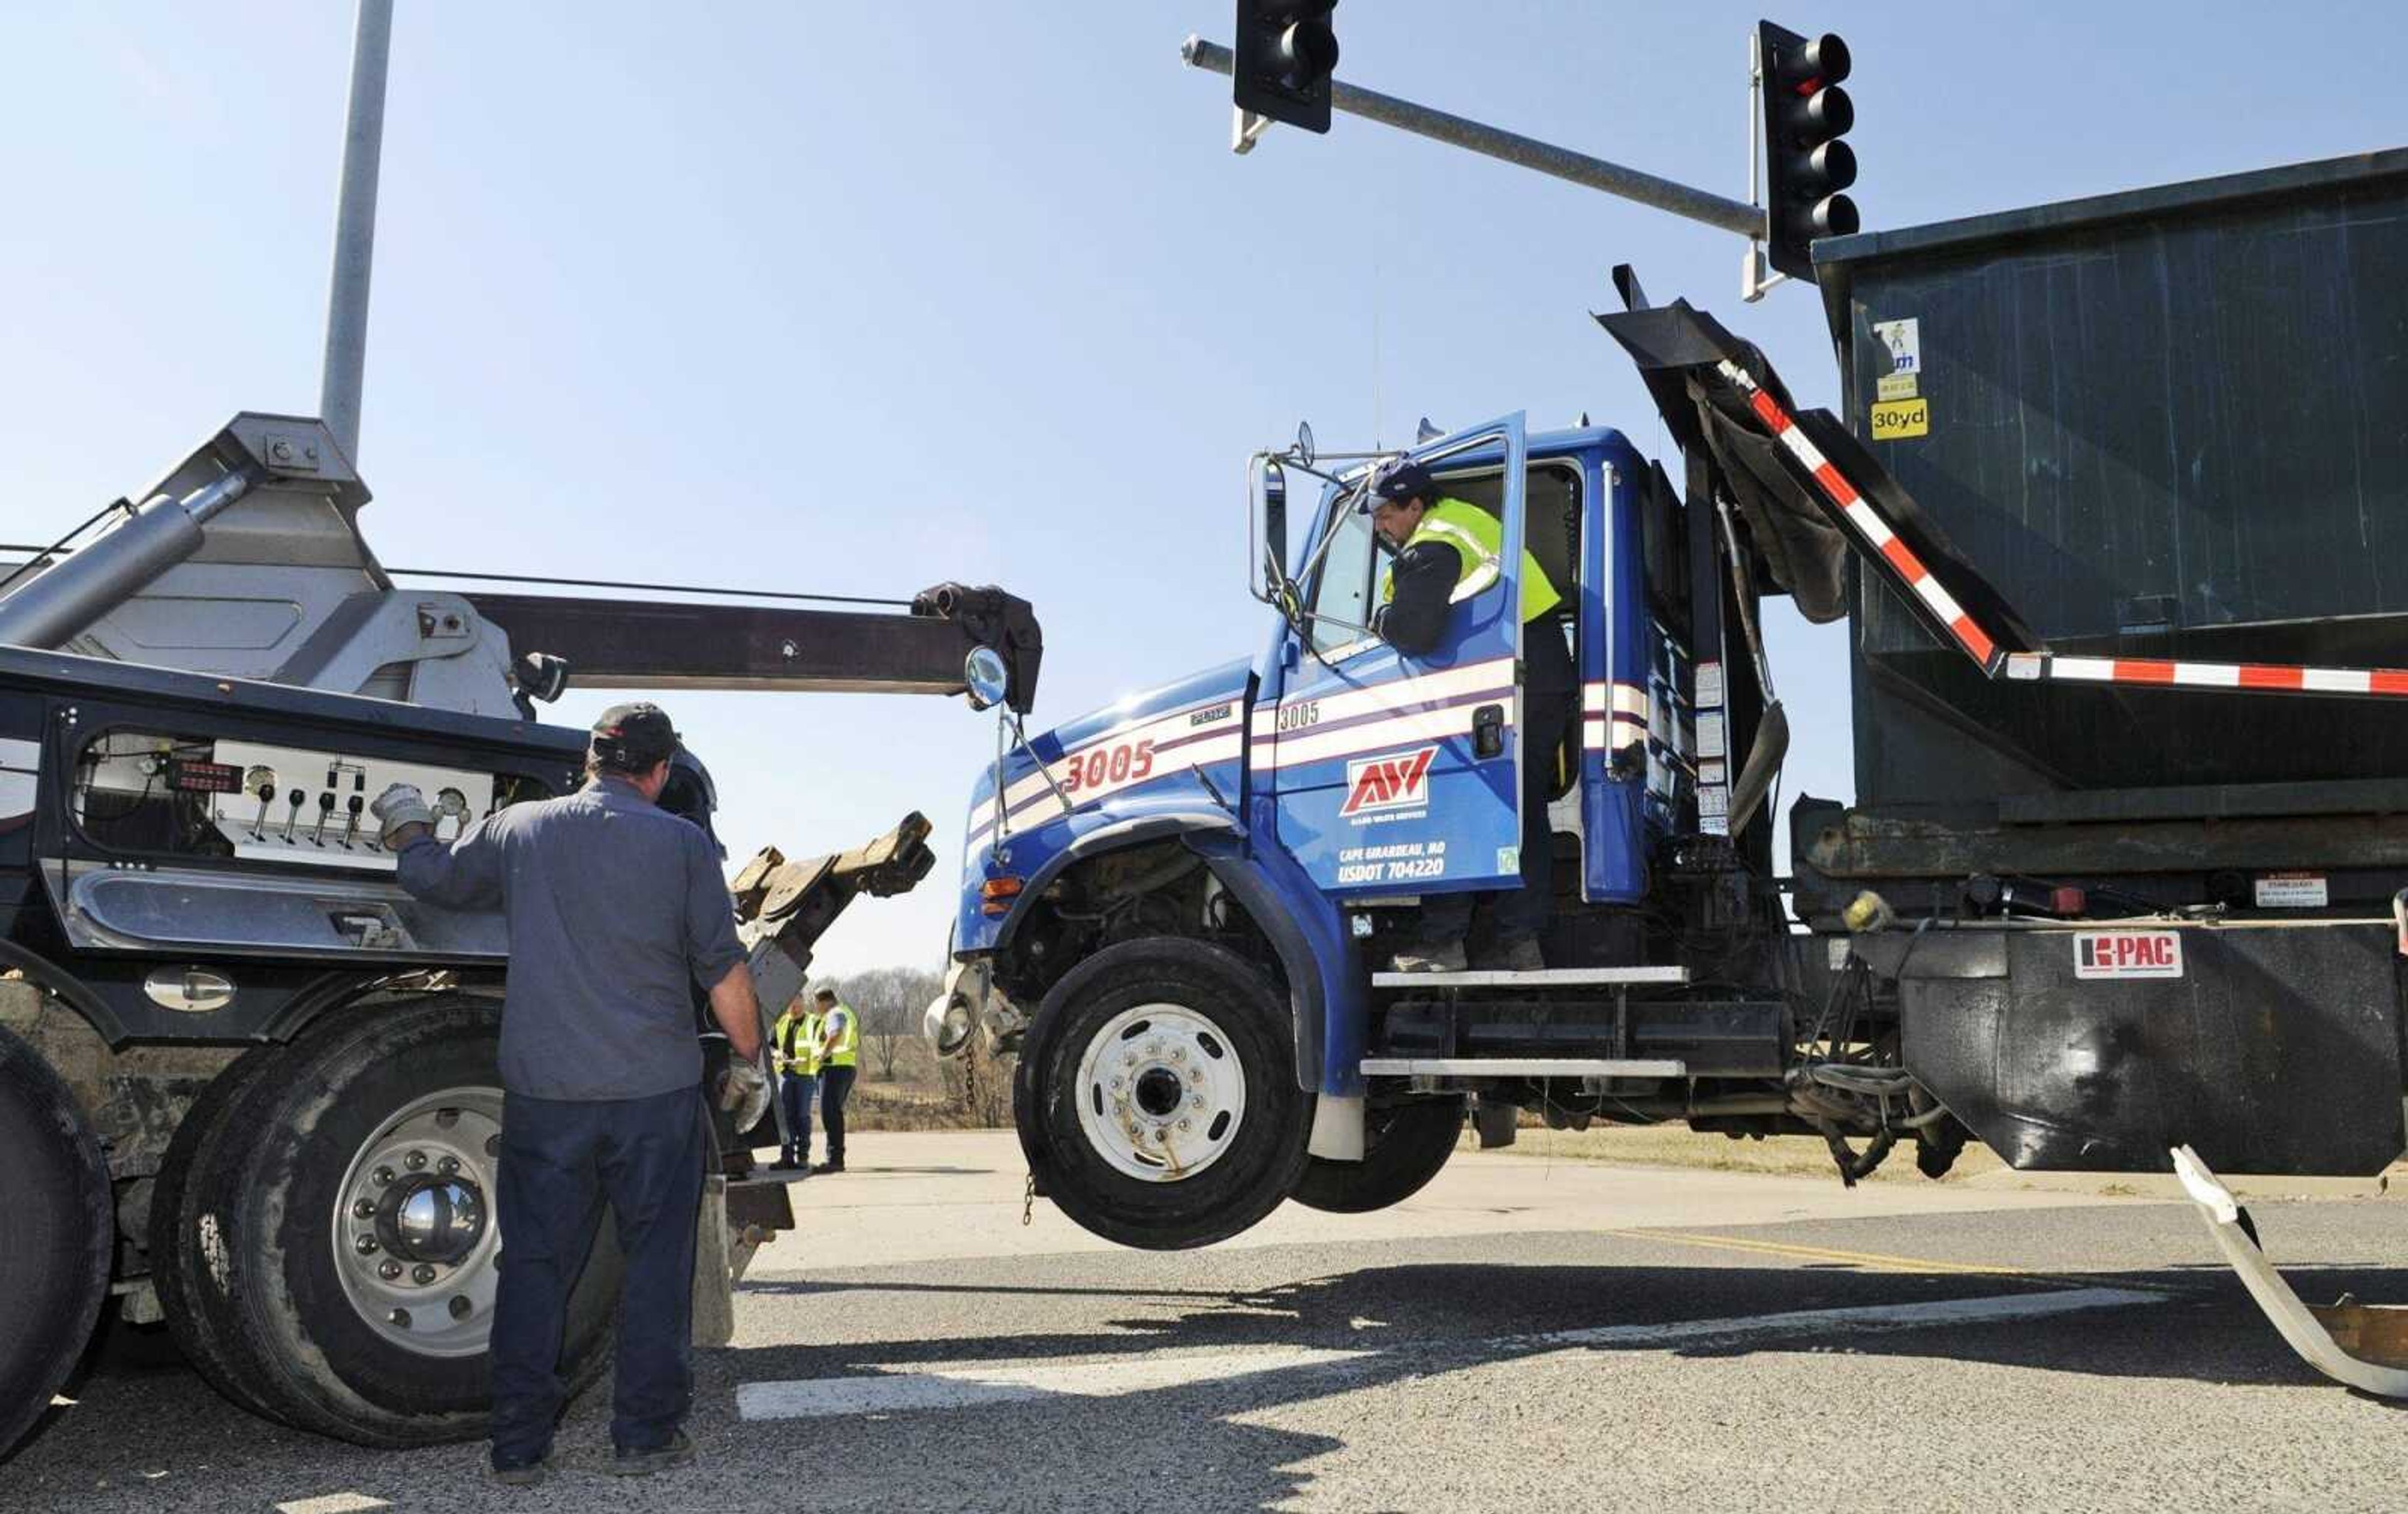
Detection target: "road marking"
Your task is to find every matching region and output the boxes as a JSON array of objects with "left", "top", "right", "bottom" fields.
[
  {"left": 737, "top": 1343, "right": 1371, "bottom": 1420},
  {"left": 738, "top": 1287, "right": 2167, "bottom": 1421},
  {"left": 1622, "top": 1229, "right": 2036, "bottom": 1277},
  {"left": 274, "top": 1496, "right": 392, "bottom": 1514},
  {"left": 1531, "top": 1286, "right": 2166, "bottom": 1350}
]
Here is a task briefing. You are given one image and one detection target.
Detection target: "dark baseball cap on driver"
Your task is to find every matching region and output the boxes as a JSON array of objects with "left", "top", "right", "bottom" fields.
[
  {"left": 590, "top": 702, "right": 680, "bottom": 768},
  {"left": 1364, "top": 460, "right": 1434, "bottom": 508}
]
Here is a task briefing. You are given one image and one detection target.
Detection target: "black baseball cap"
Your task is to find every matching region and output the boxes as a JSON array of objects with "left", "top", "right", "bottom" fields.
[
  {"left": 1365, "top": 460, "right": 1434, "bottom": 508},
  {"left": 590, "top": 702, "right": 680, "bottom": 768}
]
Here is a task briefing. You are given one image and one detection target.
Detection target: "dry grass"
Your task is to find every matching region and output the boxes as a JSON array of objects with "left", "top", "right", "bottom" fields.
[{"left": 843, "top": 1033, "right": 1014, "bottom": 1131}]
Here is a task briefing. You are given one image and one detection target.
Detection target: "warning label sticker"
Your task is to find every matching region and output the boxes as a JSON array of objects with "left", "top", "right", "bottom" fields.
[
  {"left": 1876, "top": 371, "right": 1920, "bottom": 402},
  {"left": 1869, "top": 396, "right": 1931, "bottom": 441},
  {"left": 2252, "top": 872, "right": 2329, "bottom": 908},
  {"left": 2074, "top": 930, "right": 2184, "bottom": 980},
  {"left": 1872, "top": 317, "right": 1921, "bottom": 378}
]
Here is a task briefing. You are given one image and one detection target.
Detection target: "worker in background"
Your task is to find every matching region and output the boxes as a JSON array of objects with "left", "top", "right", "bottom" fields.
[
  {"left": 1366, "top": 460, "right": 1574, "bottom": 974},
  {"left": 372, "top": 702, "right": 766, "bottom": 1486},
  {"left": 769, "top": 993, "right": 822, "bottom": 1172},
  {"left": 813, "top": 985, "right": 858, "bottom": 1174}
]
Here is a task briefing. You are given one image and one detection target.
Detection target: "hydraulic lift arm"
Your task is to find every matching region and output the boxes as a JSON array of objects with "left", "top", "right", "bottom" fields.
[{"left": 466, "top": 582, "right": 1043, "bottom": 711}]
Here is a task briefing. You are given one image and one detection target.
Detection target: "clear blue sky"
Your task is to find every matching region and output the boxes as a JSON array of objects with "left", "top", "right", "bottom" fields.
[{"left": 2, "top": 3, "right": 2395, "bottom": 973}]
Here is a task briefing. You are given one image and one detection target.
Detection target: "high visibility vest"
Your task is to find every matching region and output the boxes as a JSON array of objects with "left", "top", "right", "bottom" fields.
[
  {"left": 1385, "top": 496, "right": 1563, "bottom": 623},
  {"left": 773, "top": 1008, "right": 823, "bottom": 1076},
  {"left": 822, "top": 1003, "right": 859, "bottom": 1069}
]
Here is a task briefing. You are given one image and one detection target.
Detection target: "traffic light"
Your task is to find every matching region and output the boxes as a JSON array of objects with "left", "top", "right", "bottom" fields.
[
  {"left": 1756, "top": 21, "right": 1857, "bottom": 278},
  {"left": 1233, "top": 1, "right": 1339, "bottom": 134}
]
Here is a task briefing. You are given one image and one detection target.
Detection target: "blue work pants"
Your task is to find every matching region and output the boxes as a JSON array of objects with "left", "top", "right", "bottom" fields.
[
  {"left": 820, "top": 1063, "right": 857, "bottom": 1164},
  {"left": 778, "top": 1070, "right": 816, "bottom": 1160},
  {"left": 491, "top": 1084, "right": 705, "bottom": 1464}
]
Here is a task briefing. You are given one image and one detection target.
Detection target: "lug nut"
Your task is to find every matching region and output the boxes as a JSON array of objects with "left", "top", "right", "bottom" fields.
[
  {"left": 355, "top": 1236, "right": 379, "bottom": 1255},
  {"left": 1189, "top": 1068, "right": 1203, "bottom": 1083},
  {"left": 1146, "top": 1040, "right": 1161, "bottom": 1056},
  {"left": 436, "top": 1155, "right": 461, "bottom": 1176},
  {"left": 1190, "top": 1095, "right": 1205, "bottom": 1109},
  {"left": 1171, "top": 1047, "right": 1186, "bottom": 1062},
  {"left": 449, "top": 1296, "right": 473, "bottom": 1320},
  {"left": 378, "top": 1260, "right": 403, "bottom": 1281},
  {"left": 389, "top": 1308, "right": 411, "bottom": 1328},
  {"left": 485, "top": 1135, "right": 502, "bottom": 1157},
  {"left": 373, "top": 1166, "right": 395, "bottom": 1186},
  {"left": 1178, "top": 1118, "right": 1191, "bottom": 1131},
  {"left": 404, "top": 1150, "right": 428, "bottom": 1170},
  {"left": 412, "top": 1264, "right": 437, "bottom": 1285},
  {"left": 354, "top": 1199, "right": 376, "bottom": 1219}
]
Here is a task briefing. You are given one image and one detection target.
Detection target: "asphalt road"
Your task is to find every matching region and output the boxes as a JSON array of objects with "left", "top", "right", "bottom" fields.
[{"left": 9, "top": 1133, "right": 2408, "bottom": 1513}]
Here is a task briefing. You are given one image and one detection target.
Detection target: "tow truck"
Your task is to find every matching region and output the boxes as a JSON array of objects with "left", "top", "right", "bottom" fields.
[
  {"left": 933, "top": 146, "right": 2408, "bottom": 1390},
  {"left": 0, "top": 411, "right": 1040, "bottom": 1452}
]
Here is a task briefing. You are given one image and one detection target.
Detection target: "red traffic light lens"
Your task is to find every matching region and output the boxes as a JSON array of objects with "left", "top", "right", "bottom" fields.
[{"left": 1797, "top": 33, "right": 1851, "bottom": 86}]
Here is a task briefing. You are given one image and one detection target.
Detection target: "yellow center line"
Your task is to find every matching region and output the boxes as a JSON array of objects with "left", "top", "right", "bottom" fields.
[{"left": 1613, "top": 1229, "right": 2036, "bottom": 1278}]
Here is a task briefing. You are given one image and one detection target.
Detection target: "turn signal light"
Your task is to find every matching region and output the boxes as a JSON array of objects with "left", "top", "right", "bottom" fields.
[{"left": 980, "top": 876, "right": 1025, "bottom": 916}]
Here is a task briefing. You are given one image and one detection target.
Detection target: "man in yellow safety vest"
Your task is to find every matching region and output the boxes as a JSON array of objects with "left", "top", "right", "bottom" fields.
[
  {"left": 1367, "top": 459, "right": 1575, "bottom": 975},
  {"left": 812, "top": 987, "right": 860, "bottom": 1174},
  {"left": 769, "top": 996, "right": 822, "bottom": 1171}
]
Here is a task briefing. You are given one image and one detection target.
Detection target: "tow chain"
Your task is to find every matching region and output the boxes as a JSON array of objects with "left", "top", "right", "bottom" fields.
[{"left": 1022, "top": 1172, "right": 1036, "bottom": 1227}]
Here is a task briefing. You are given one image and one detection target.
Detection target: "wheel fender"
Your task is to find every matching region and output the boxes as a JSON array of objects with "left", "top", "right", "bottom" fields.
[{"left": 988, "top": 810, "right": 1348, "bottom": 1096}]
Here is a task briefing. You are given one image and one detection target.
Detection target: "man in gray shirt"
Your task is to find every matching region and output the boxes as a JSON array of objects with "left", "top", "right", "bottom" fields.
[{"left": 374, "top": 701, "right": 763, "bottom": 1484}]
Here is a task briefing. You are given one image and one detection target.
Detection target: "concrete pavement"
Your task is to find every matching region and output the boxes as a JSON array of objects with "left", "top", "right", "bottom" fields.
[{"left": 9, "top": 1131, "right": 2408, "bottom": 1512}]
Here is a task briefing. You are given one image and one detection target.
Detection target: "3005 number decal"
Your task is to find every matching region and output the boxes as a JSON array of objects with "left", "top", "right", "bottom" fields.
[{"left": 1060, "top": 739, "right": 1155, "bottom": 793}]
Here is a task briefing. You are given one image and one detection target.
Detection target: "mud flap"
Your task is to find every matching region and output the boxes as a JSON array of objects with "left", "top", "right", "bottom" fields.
[{"left": 2171, "top": 1144, "right": 2408, "bottom": 1396}]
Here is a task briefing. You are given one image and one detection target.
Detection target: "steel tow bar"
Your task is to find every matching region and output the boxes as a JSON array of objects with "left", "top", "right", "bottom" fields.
[{"left": 2171, "top": 1144, "right": 2408, "bottom": 1396}]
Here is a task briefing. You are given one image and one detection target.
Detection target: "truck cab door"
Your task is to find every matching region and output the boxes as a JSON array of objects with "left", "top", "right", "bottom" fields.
[{"left": 1267, "top": 414, "right": 1529, "bottom": 897}]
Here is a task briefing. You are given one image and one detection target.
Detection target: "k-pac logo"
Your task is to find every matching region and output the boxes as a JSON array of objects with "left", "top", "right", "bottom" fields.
[
  {"left": 1341, "top": 746, "right": 1437, "bottom": 818},
  {"left": 2073, "top": 930, "right": 2184, "bottom": 980}
]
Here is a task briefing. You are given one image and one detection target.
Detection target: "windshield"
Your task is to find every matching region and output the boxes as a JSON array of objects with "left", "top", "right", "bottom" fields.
[{"left": 1303, "top": 485, "right": 1380, "bottom": 655}]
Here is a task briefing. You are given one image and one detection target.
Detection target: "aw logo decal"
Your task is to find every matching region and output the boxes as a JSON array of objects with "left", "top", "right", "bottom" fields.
[{"left": 1341, "top": 746, "right": 1437, "bottom": 819}]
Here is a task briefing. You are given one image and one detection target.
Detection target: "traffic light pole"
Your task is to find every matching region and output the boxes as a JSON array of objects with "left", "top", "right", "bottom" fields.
[{"left": 1182, "top": 35, "right": 1761, "bottom": 240}]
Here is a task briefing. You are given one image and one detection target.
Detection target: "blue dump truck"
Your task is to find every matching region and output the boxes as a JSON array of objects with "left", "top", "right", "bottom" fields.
[{"left": 931, "top": 149, "right": 2408, "bottom": 1385}]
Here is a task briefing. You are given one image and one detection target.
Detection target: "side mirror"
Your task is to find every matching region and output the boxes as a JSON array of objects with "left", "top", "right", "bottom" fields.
[
  {"left": 1249, "top": 453, "right": 1289, "bottom": 604},
  {"left": 963, "top": 645, "right": 1010, "bottom": 711}
]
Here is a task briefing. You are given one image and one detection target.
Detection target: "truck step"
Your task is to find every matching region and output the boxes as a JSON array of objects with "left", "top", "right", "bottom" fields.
[
  {"left": 1359, "top": 1057, "right": 1687, "bottom": 1079},
  {"left": 1369, "top": 966, "right": 1689, "bottom": 990}
]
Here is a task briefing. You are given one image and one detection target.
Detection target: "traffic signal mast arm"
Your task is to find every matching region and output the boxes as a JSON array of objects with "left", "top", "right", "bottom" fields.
[
  {"left": 1600, "top": 300, "right": 2408, "bottom": 703},
  {"left": 1183, "top": 34, "right": 1761, "bottom": 238}
]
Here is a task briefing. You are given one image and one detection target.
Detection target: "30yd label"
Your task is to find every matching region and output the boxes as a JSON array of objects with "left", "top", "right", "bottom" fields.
[
  {"left": 2074, "top": 929, "right": 2184, "bottom": 980},
  {"left": 1869, "top": 396, "right": 1930, "bottom": 440}
]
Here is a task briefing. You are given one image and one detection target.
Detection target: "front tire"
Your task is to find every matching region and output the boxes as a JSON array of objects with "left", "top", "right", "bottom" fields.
[
  {"left": 1289, "top": 1096, "right": 1464, "bottom": 1214},
  {"left": 1017, "top": 939, "right": 1311, "bottom": 1250},
  {"left": 157, "top": 996, "right": 620, "bottom": 1446}
]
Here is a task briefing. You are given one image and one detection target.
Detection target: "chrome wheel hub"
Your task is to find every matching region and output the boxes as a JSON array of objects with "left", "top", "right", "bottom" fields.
[{"left": 330, "top": 1086, "right": 504, "bottom": 1357}]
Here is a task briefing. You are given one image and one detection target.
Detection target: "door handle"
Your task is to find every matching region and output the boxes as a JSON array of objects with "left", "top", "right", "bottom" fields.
[{"left": 1472, "top": 704, "right": 1504, "bottom": 760}]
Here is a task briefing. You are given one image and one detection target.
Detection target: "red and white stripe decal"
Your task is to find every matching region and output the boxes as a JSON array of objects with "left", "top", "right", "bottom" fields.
[
  {"left": 1581, "top": 681, "right": 1649, "bottom": 753},
  {"left": 2006, "top": 653, "right": 2408, "bottom": 698},
  {"left": 1716, "top": 358, "right": 2408, "bottom": 706},
  {"left": 1714, "top": 359, "right": 1997, "bottom": 670}
]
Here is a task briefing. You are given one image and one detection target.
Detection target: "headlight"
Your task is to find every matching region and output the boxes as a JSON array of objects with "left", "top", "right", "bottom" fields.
[{"left": 925, "top": 993, "right": 975, "bottom": 1058}]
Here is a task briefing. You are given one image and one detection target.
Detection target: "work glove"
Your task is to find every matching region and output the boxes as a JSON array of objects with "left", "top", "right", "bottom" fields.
[
  {"left": 369, "top": 782, "right": 435, "bottom": 849},
  {"left": 717, "top": 1054, "right": 771, "bottom": 1130}
]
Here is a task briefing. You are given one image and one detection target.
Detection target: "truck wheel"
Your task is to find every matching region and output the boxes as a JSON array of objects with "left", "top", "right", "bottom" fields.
[
  {"left": 0, "top": 1024, "right": 114, "bottom": 1462},
  {"left": 1289, "top": 1096, "right": 1465, "bottom": 1214},
  {"left": 1017, "top": 938, "right": 1311, "bottom": 1250},
  {"left": 162, "top": 997, "right": 620, "bottom": 1446},
  {"left": 150, "top": 1045, "right": 287, "bottom": 1422}
]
